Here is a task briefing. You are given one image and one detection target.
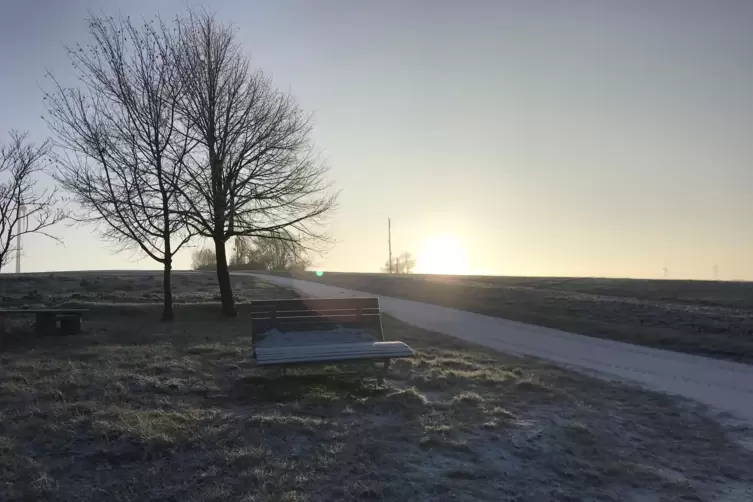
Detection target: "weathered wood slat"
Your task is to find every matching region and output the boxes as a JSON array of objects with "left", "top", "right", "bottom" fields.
[
  {"left": 251, "top": 313, "right": 380, "bottom": 323},
  {"left": 254, "top": 329, "right": 379, "bottom": 348},
  {"left": 257, "top": 353, "right": 412, "bottom": 364},
  {"left": 252, "top": 316, "right": 381, "bottom": 332},
  {"left": 257, "top": 341, "right": 412, "bottom": 356},
  {"left": 257, "top": 349, "right": 412, "bottom": 362},
  {"left": 249, "top": 297, "right": 379, "bottom": 313},
  {"left": 255, "top": 342, "right": 414, "bottom": 365},
  {"left": 250, "top": 298, "right": 383, "bottom": 340},
  {"left": 250, "top": 308, "right": 380, "bottom": 318},
  {"left": 256, "top": 355, "right": 396, "bottom": 366}
]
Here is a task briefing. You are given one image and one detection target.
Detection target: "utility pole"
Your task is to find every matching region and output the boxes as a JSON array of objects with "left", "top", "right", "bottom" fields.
[
  {"left": 388, "top": 217, "right": 393, "bottom": 274},
  {"left": 15, "top": 205, "right": 26, "bottom": 274},
  {"left": 713, "top": 264, "right": 719, "bottom": 281}
]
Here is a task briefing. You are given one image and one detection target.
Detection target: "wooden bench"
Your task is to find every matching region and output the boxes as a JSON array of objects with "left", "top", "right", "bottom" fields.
[
  {"left": 250, "top": 297, "right": 414, "bottom": 384},
  {"left": 0, "top": 308, "right": 89, "bottom": 337}
]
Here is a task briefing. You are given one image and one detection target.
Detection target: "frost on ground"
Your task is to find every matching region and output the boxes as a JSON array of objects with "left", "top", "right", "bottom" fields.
[
  {"left": 0, "top": 270, "right": 287, "bottom": 307},
  {"left": 0, "top": 272, "right": 752, "bottom": 501}
]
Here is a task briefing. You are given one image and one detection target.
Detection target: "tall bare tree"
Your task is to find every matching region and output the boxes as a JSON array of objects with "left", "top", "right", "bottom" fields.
[
  {"left": 44, "top": 14, "right": 193, "bottom": 320},
  {"left": 398, "top": 251, "right": 416, "bottom": 274},
  {"left": 174, "top": 11, "right": 337, "bottom": 316},
  {"left": 238, "top": 233, "right": 311, "bottom": 271},
  {"left": 230, "top": 236, "right": 252, "bottom": 266},
  {"left": 0, "top": 132, "right": 64, "bottom": 270},
  {"left": 191, "top": 247, "right": 216, "bottom": 270}
]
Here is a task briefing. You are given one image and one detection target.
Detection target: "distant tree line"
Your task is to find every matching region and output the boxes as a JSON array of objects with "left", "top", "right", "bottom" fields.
[
  {"left": 381, "top": 252, "right": 416, "bottom": 274},
  {"left": 30, "top": 9, "right": 337, "bottom": 320},
  {"left": 191, "top": 234, "right": 311, "bottom": 272}
]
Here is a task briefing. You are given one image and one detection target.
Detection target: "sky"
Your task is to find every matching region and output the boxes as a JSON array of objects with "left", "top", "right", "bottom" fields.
[{"left": 1, "top": 0, "right": 752, "bottom": 280}]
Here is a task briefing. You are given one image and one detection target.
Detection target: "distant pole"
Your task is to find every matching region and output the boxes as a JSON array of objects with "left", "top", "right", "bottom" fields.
[
  {"left": 388, "top": 218, "right": 393, "bottom": 274},
  {"left": 15, "top": 232, "right": 21, "bottom": 274},
  {"left": 15, "top": 205, "right": 26, "bottom": 274},
  {"left": 713, "top": 264, "right": 719, "bottom": 281}
]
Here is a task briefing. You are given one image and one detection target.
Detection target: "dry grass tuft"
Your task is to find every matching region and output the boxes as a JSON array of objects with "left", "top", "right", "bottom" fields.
[{"left": 1, "top": 272, "right": 752, "bottom": 500}]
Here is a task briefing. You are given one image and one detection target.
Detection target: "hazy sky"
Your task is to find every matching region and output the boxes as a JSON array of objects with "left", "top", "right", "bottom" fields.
[{"left": 1, "top": 0, "right": 752, "bottom": 279}]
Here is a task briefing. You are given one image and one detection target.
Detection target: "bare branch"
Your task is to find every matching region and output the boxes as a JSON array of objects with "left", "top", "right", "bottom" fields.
[{"left": 0, "top": 131, "right": 65, "bottom": 270}]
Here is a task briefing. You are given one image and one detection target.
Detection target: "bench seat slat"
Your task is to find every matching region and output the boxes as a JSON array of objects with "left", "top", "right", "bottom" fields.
[
  {"left": 255, "top": 341, "right": 414, "bottom": 365},
  {"left": 258, "top": 353, "right": 410, "bottom": 362},
  {"left": 257, "top": 341, "right": 413, "bottom": 357},
  {"left": 256, "top": 341, "right": 412, "bottom": 353},
  {"left": 256, "top": 354, "right": 412, "bottom": 365}
]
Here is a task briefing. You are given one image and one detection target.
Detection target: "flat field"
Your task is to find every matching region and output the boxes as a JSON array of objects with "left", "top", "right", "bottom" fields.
[
  {"left": 0, "top": 271, "right": 752, "bottom": 501},
  {"left": 283, "top": 272, "right": 753, "bottom": 363}
]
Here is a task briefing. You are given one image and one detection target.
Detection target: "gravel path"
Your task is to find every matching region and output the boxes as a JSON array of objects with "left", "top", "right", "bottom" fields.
[{"left": 244, "top": 273, "right": 753, "bottom": 423}]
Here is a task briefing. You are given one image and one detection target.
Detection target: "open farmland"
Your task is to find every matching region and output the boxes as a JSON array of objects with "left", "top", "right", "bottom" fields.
[
  {"left": 282, "top": 272, "right": 753, "bottom": 363},
  {"left": 1, "top": 271, "right": 752, "bottom": 501}
]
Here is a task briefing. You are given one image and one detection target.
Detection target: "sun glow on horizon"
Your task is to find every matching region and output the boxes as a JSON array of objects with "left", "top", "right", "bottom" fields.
[{"left": 415, "top": 235, "right": 470, "bottom": 275}]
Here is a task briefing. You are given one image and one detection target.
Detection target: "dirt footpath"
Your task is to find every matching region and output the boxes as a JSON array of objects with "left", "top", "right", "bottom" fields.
[{"left": 279, "top": 272, "right": 753, "bottom": 363}]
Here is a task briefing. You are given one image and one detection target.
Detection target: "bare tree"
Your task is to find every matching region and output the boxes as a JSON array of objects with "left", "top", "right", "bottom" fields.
[
  {"left": 192, "top": 247, "right": 216, "bottom": 270},
  {"left": 231, "top": 234, "right": 310, "bottom": 271},
  {"left": 380, "top": 251, "right": 416, "bottom": 274},
  {"left": 0, "top": 132, "right": 64, "bottom": 270},
  {"left": 44, "top": 14, "right": 193, "bottom": 320},
  {"left": 173, "top": 11, "right": 337, "bottom": 316},
  {"left": 230, "top": 235, "right": 252, "bottom": 266},
  {"left": 398, "top": 251, "right": 416, "bottom": 274},
  {"left": 254, "top": 233, "right": 311, "bottom": 271}
]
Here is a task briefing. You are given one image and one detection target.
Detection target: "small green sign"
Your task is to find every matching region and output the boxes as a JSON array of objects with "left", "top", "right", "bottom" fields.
[{"left": 315, "top": 271, "right": 324, "bottom": 277}]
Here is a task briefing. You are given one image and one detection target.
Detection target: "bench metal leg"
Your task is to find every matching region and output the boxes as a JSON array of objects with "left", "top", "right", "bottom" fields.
[
  {"left": 376, "top": 359, "right": 391, "bottom": 386},
  {"left": 369, "top": 362, "right": 379, "bottom": 389}
]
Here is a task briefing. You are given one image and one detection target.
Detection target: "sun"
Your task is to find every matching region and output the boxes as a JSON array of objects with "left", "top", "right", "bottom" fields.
[{"left": 415, "top": 235, "right": 469, "bottom": 275}]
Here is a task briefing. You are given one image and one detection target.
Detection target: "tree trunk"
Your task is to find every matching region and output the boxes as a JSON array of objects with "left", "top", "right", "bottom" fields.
[
  {"left": 214, "top": 237, "right": 237, "bottom": 317},
  {"left": 162, "top": 260, "right": 174, "bottom": 321}
]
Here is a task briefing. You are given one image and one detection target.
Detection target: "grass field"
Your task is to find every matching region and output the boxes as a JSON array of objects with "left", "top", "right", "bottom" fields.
[
  {"left": 1, "top": 271, "right": 752, "bottom": 501},
  {"left": 283, "top": 272, "right": 753, "bottom": 363}
]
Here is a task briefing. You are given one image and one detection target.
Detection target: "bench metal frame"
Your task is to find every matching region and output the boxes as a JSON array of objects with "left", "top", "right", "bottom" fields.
[{"left": 250, "top": 297, "right": 414, "bottom": 384}]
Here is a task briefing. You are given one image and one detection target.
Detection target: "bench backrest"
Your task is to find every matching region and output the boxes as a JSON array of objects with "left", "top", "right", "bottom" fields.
[{"left": 250, "top": 297, "right": 384, "bottom": 347}]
